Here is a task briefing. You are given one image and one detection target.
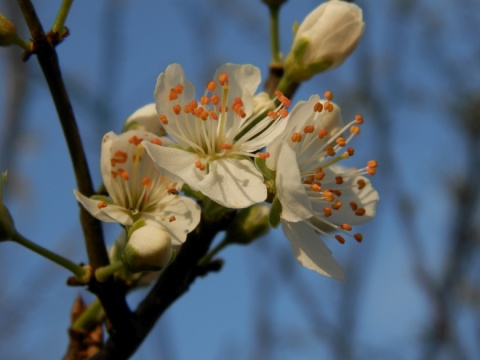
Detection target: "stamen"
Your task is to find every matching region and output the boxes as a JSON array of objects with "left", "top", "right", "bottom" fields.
[
  {"left": 97, "top": 201, "right": 107, "bottom": 209},
  {"left": 355, "top": 208, "right": 366, "bottom": 216},
  {"left": 151, "top": 138, "right": 162, "bottom": 145},
  {"left": 291, "top": 132, "right": 302, "bottom": 143},
  {"left": 323, "top": 207, "right": 332, "bottom": 217},
  {"left": 279, "top": 108, "right": 289, "bottom": 118},
  {"left": 207, "top": 81, "right": 216, "bottom": 92},
  {"left": 128, "top": 136, "right": 143, "bottom": 145},
  {"left": 173, "top": 105, "right": 181, "bottom": 115},
  {"left": 350, "top": 125, "right": 360, "bottom": 135},
  {"left": 174, "top": 84, "right": 184, "bottom": 94},
  {"left": 219, "top": 73, "right": 228, "bottom": 86},
  {"left": 310, "top": 183, "right": 321, "bottom": 192},
  {"left": 169, "top": 215, "right": 176, "bottom": 222},
  {"left": 335, "top": 234, "right": 345, "bottom": 244},
  {"left": 350, "top": 201, "right": 358, "bottom": 211},
  {"left": 354, "top": 233, "right": 363, "bottom": 242},
  {"left": 142, "top": 177, "right": 152, "bottom": 187},
  {"left": 304, "top": 125, "right": 315, "bottom": 133},
  {"left": 357, "top": 179, "right": 366, "bottom": 190},
  {"left": 335, "top": 137, "right": 346, "bottom": 147},
  {"left": 355, "top": 114, "right": 364, "bottom": 124},
  {"left": 220, "top": 143, "right": 233, "bottom": 150},
  {"left": 159, "top": 115, "right": 169, "bottom": 125},
  {"left": 318, "top": 129, "right": 328, "bottom": 139},
  {"left": 324, "top": 90, "right": 333, "bottom": 101},
  {"left": 314, "top": 102, "right": 323, "bottom": 112},
  {"left": 167, "top": 186, "right": 179, "bottom": 195},
  {"left": 332, "top": 200, "right": 342, "bottom": 210},
  {"left": 259, "top": 152, "right": 270, "bottom": 160},
  {"left": 340, "top": 223, "right": 352, "bottom": 231},
  {"left": 335, "top": 176, "right": 343, "bottom": 185}
]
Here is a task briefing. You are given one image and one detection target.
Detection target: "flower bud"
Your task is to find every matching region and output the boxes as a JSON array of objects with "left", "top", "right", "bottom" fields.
[
  {"left": 284, "top": 0, "right": 364, "bottom": 81},
  {"left": 122, "top": 225, "right": 172, "bottom": 272},
  {"left": 122, "top": 103, "right": 166, "bottom": 136},
  {"left": 226, "top": 204, "right": 271, "bottom": 245},
  {"left": 0, "top": 13, "right": 18, "bottom": 47},
  {"left": 0, "top": 172, "right": 15, "bottom": 241}
]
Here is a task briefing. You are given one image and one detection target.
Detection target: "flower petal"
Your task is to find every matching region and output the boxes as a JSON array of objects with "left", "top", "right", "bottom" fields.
[
  {"left": 281, "top": 219, "right": 345, "bottom": 281},
  {"left": 199, "top": 158, "right": 266, "bottom": 208},
  {"left": 144, "top": 197, "right": 201, "bottom": 246},
  {"left": 276, "top": 143, "right": 313, "bottom": 222},
  {"left": 123, "top": 103, "right": 166, "bottom": 136},
  {"left": 73, "top": 190, "right": 133, "bottom": 225},
  {"left": 142, "top": 142, "right": 204, "bottom": 190},
  {"left": 100, "top": 132, "right": 116, "bottom": 197}
]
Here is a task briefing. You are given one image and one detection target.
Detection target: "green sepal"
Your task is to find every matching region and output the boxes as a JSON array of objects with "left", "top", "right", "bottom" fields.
[
  {"left": 255, "top": 157, "right": 276, "bottom": 181},
  {"left": 269, "top": 196, "right": 282, "bottom": 228}
]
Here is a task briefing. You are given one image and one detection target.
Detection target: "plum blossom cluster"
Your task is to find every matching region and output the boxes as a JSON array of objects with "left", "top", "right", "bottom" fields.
[{"left": 74, "top": 63, "right": 378, "bottom": 281}]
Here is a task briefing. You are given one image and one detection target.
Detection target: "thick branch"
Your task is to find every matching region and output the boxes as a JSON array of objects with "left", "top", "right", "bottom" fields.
[
  {"left": 16, "top": 0, "right": 108, "bottom": 269},
  {"left": 90, "top": 216, "right": 230, "bottom": 360}
]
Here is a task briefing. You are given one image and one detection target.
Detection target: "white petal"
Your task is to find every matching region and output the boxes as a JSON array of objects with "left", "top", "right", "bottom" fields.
[
  {"left": 199, "top": 158, "right": 266, "bottom": 208},
  {"left": 100, "top": 132, "right": 116, "bottom": 196},
  {"left": 281, "top": 220, "right": 345, "bottom": 281},
  {"left": 73, "top": 190, "right": 133, "bottom": 225},
  {"left": 144, "top": 197, "right": 201, "bottom": 246},
  {"left": 142, "top": 142, "right": 204, "bottom": 191},
  {"left": 276, "top": 143, "right": 313, "bottom": 222},
  {"left": 124, "top": 103, "right": 166, "bottom": 136}
]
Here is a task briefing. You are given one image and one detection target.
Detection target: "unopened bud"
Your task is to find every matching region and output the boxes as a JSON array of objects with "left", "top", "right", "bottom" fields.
[
  {"left": 0, "top": 13, "right": 18, "bottom": 47},
  {"left": 122, "top": 103, "right": 166, "bottom": 136},
  {"left": 284, "top": 1, "right": 364, "bottom": 81},
  {"left": 122, "top": 225, "right": 172, "bottom": 272},
  {"left": 226, "top": 204, "right": 271, "bottom": 245}
]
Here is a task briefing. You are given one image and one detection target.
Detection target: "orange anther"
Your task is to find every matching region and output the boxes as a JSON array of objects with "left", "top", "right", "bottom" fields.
[
  {"left": 169, "top": 215, "right": 176, "bottom": 222},
  {"left": 315, "top": 168, "right": 325, "bottom": 180},
  {"left": 335, "top": 234, "right": 345, "bottom": 244},
  {"left": 323, "top": 190, "right": 334, "bottom": 202},
  {"left": 142, "top": 177, "right": 152, "bottom": 187},
  {"left": 291, "top": 132, "right": 302, "bottom": 143},
  {"left": 207, "top": 81, "right": 217, "bottom": 92},
  {"left": 350, "top": 201, "right": 358, "bottom": 211},
  {"left": 325, "top": 145, "right": 336, "bottom": 156},
  {"left": 128, "top": 136, "right": 142, "bottom": 145},
  {"left": 323, "top": 207, "right": 332, "bottom": 217},
  {"left": 268, "top": 111, "right": 279, "bottom": 120},
  {"left": 151, "top": 138, "right": 162, "bottom": 145},
  {"left": 220, "top": 143, "right": 233, "bottom": 150},
  {"left": 368, "top": 160, "right": 378, "bottom": 168},
  {"left": 304, "top": 125, "right": 315, "bottom": 133},
  {"left": 340, "top": 223, "right": 352, "bottom": 231},
  {"left": 332, "top": 200, "right": 342, "bottom": 210},
  {"left": 357, "top": 179, "right": 366, "bottom": 190},
  {"left": 174, "top": 84, "right": 184, "bottom": 94},
  {"left": 159, "top": 114, "right": 169, "bottom": 125},
  {"left": 335, "top": 176, "right": 343, "bottom": 185},
  {"left": 313, "top": 102, "right": 323, "bottom": 112},
  {"left": 211, "top": 94, "right": 220, "bottom": 105},
  {"left": 259, "top": 152, "right": 270, "bottom": 160},
  {"left": 324, "top": 102, "right": 334, "bottom": 112},
  {"left": 331, "top": 189, "right": 342, "bottom": 197},
  {"left": 346, "top": 148, "right": 355, "bottom": 156},
  {"left": 367, "top": 167, "right": 376, "bottom": 176},
  {"left": 113, "top": 150, "right": 128, "bottom": 164},
  {"left": 355, "top": 208, "right": 366, "bottom": 216},
  {"left": 200, "top": 95, "right": 210, "bottom": 105},
  {"left": 335, "top": 137, "right": 346, "bottom": 147},
  {"left": 209, "top": 111, "right": 218, "bottom": 120},
  {"left": 310, "top": 183, "right": 321, "bottom": 192},
  {"left": 219, "top": 73, "right": 228, "bottom": 85},
  {"left": 169, "top": 89, "right": 178, "bottom": 101},
  {"left": 279, "top": 108, "right": 288, "bottom": 118},
  {"left": 97, "top": 201, "right": 108, "bottom": 209},
  {"left": 354, "top": 233, "right": 363, "bottom": 242},
  {"left": 167, "top": 186, "right": 179, "bottom": 195},
  {"left": 195, "top": 160, "right": 202, "bottom": 168},
  {"left": 350, "top": 125, "right": 360, "bottom": 135},
  {"left": 173, "top": 104, "right": 181, "bottom": 115},
  {"left": 303, "top": 175, "right": 314, "bottom": 184},
  {"left": 324, "top": 90, "right": 333, "bottom": 101},
  {"left": 120, "top": 170, "right": 129, "bottom": 181},
  {"left": 318, "top": 129, "right": 328, "bottom": 139},
  {"left": 355, "top": 114, "right": 364, "bottom": 124}
]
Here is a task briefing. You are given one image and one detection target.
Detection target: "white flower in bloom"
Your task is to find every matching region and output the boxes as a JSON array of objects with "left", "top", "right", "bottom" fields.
[
  {"left": 284, "top": 0, "right": 364, "bottom": 81},
  {"left": 142, "top": 63, "right": 289, "bottom": 209},
  {"left": 74, "top": 130, "right": 201, "bottom": 245},
  {"left": 266, "top": 94, "right": 379, "bottom": 281}
]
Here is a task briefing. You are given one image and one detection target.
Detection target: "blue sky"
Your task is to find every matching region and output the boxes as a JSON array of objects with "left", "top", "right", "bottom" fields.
[{"left": 1, "top": 0, "right": 478, "bottom": 359}]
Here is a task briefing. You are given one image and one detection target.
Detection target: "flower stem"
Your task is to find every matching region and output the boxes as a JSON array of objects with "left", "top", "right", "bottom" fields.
[
  {"left": 72, "top": 298, "right": 103, "bottom": 331},
  {"left": 269, "top": 4, "right": 281, "bottom": 65},
  {"left": 11, "top": 231, "right": 87, "bottom": 279},
  {"left": 51, "top": 0, "right": 73, "bottom": 35},
  {"left": 95, "top": 261, "right": 125, "bottom": 283},
  {"left": 198, "top": 238, "right": 229, "bottom": 267}
]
